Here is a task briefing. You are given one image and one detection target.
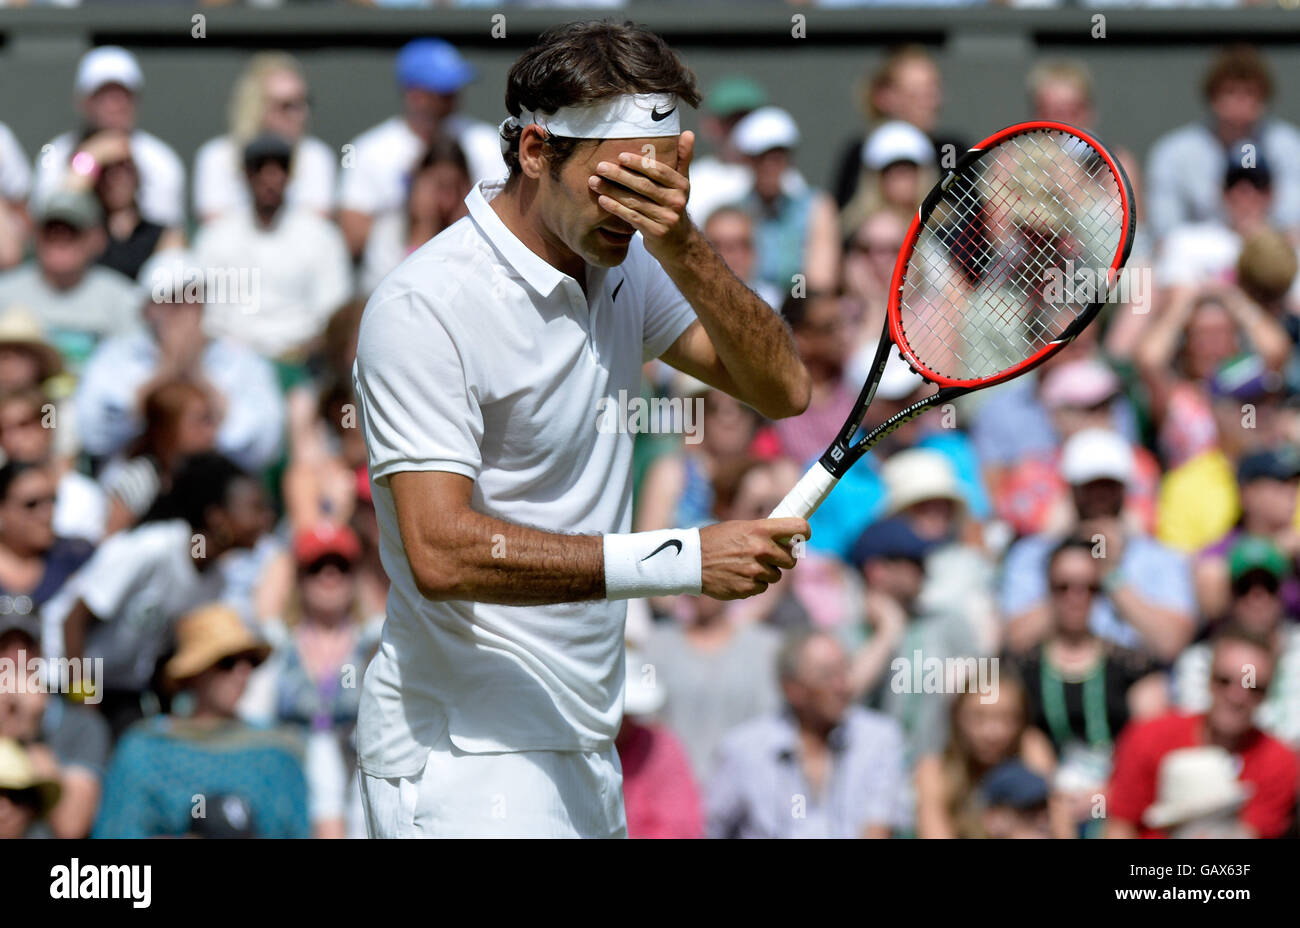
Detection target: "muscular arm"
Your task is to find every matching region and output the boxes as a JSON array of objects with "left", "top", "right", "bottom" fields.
[
  {"left": 655, "top": 231, "right": 811, "bottom": 420},
  {"left": 392, "top": 471, "right": 605, "bottom": 605},
  {"left": 391, "top": 470, "right": 804, "bottom": 605}
]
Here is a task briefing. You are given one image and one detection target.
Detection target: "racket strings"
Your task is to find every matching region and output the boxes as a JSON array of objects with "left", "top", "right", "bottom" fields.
[{"left": 898, "top": 128, "right": 1124, "bottom": 382}]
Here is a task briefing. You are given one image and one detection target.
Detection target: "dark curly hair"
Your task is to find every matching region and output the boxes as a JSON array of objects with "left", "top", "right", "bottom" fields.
[{"left": 501, "top": 20, "right": 701, "bottom": 183}]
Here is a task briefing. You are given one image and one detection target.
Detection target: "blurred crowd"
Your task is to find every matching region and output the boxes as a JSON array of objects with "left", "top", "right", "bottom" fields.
[{"left": 0, "top": 37, "right": 1298, "bottom": 840}]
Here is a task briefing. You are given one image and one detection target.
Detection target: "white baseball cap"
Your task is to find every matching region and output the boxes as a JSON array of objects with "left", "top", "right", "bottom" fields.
[
  {"left": 76, "top": 46, "right": 143, "bottom": 97},
  {"left": 883, "top": 449, "right": 964, "bottom": 516},
  {"left": 732, "top": 106, "right": 800, "bottom": 157},
  {"left": 862, "top": 120, "right": 935, "bottom": 171},
  {"left": 1060, "top": 427, "right": 1133, "bottom": 486}
]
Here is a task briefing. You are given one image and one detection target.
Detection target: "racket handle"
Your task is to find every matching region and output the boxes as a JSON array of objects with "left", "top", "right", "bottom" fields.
[{"left": 769, "top": 461, "right": 839, "bottom": 520}]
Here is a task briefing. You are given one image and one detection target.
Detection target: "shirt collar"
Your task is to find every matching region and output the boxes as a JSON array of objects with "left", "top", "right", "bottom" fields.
[{"left": 466, "top": 180, "right": 568, "bottom": 298}]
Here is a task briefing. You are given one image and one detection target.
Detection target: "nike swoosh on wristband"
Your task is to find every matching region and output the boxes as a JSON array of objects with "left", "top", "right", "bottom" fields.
[
  {"left": 641, "top": 538, "right": 683, "bottom": 561},
  {"left": 650, "top": 106, "right": 676, "bottom": 122}
]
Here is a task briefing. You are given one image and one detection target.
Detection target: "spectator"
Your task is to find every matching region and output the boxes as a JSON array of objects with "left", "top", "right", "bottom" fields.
[
  {"left": 1144, "top": 747, "right": 1254, "bottom": 839},
  {"left": 31, "top": 46, "right": 186, "bottom": 229},
  {"left": 0, "top": 614, "right": 109, "bottom": 838},
  {"left": 93, "top": 603, "right": 310, "bottom": 838},
  {"left": 95, "top": 381, "right": 219, "bottom": 536},
  {"left": 995, "top": 358, "right": 1161, "bottom": 537},
  {"left": 1192, "top": 447, "right": 1300, "bottom": 622},
  {"left": 1235, "top": 228, "right": 1300, "bottom": 391},
  {"left": 0, "top": 387, "right": 107, "bottom": 543},
  {"left": 844, "top": 515, "right": 978, "bottom": 764},
  {"left": 882, "top": 449, "right": 997, "bottom": 653},
  {"left": 1173, "top": 536, "right": 1300, "bottom": 748},
  {"left": 979, "top": 761, "right": 1055, "bottom": 839},
  {"left": 1007, "top": 536, "right": 1166, "bottom": 837},
  {"left": 65, "top": 129, "right": 183, "bottom": 281},
  {"left": 642, "top": 591, "right": 782, "bottom": 783},
  {"left": 707, "top": 630, "right": 907, "bottom": 839},
  {"left": 838, "top": 120, "right": 937, "bottom": 237},
  {"left": 618, "top": 649, "right": 703, "bottom": 839},
  {"left": 841, "top": 208, "right": 907, "bottom": 331},
  {"left": 1001, "top": 428, "right": 1196, "bottom": 661},
  {"left": 635, "top": 389, "right": 760, "bottom": 533},
  {"left": 1136, "top": 286, "right": 1288, "bottom": 469},
  {"left": 769, "top": 291, "right": 856, "bottom": 467},
  {"left": 830, "top": 45, "right": 962, "bottom": 211},
  {"left": 337, "top": 38, "right": 505, "bottom": 260},
  {"left": 0, "top": 462, "right": 94, "bottom": 616},
  {"left": 1106, "top": 625, "right": 1298, "bottom": 838},
  {"left": 240, "top": 523, "right": 381, "bottom": 838},
  {"left": 690, "top": 76, "right": 779, "bottom": 225},
  {"left": 0, "top": 190, "right": 139, "bottom": 372},
  {"left": 731, "top": 107, "right": 839, "bottom": 295},
  {"left": 0, "top": 121, "right": 31, "bottom": 270},
  {"left": 192, "top": 133, "right": 351, "bottom": 361},
  {"left": 914, "top": 677, "right": 1055, "bottom": 839},
  {"left": 971, "top": 326, "right": 1139, "bottom": 496},
  {"left": 51, "top": 453, "right": 271, "bottom": 738},
  {"left": 75, "top": 256, "right": 285, "bottom": 474},
  {"left": 358, "top": 137, "right": 471, "bottom": 297},
  {"left": 0, "top": 307, "right": 62, "bottom": 393},
  {"left": 0, "top": 737, "right": 61, "bottom": 839},
  {"left": 1155, "top": 146, "right": 1296, "bottom": 297},
  {"left": 194, "top": 52, "right": 336, "bottom": 224},
  {"left": 1156, "top": 354, "right": 1292, "bottom": 552},
  {"left": 1145, "top": 45, "right": 1300, "bottom": 242},
  {"left": 701, "top": 206, "right": 783, "bottom": 309}
]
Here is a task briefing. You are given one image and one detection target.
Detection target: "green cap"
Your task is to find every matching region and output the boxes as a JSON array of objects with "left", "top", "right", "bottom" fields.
[
  {"left": 706, "top": 76, "right": 767, "bottom": 118},
  {"left": 1228, "top": 535, "right": 1289, "bottom": 582}
]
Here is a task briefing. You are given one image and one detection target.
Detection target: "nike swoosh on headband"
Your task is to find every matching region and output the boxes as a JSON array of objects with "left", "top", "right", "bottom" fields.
[
  {"left": 641, "top": 538, "right": 683, "bottom": 561},
  {"left": 651, "top": 105, "right": 676, "bottom": 122}
]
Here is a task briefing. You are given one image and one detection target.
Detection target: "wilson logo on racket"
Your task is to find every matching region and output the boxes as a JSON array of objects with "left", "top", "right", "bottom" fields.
[{"left": 769, "top": 120, "right": 1135, "bottom": 522}]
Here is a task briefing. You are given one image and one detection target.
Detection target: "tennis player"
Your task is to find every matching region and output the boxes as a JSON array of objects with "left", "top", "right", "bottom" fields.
[{"left": 353, "top": 21, "right": 811, "bottom": 838}]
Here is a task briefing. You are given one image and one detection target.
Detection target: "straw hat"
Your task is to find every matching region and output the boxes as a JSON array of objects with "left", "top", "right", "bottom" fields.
[
  {"left": 0, "top": 306, "right": 63, "bottom": 382},
  {"left": 1143, "top": 746, "right": 1251, "bottom": 829},
  {"left": 164, "top": 604, "right": 271, "bottom": 687},
  {"left": 0, "top": 738, "right": 61, "bottom": 817}
]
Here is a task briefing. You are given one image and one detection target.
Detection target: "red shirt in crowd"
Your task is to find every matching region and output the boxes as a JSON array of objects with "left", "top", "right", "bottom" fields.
[
  {"left": 1107, "top": 712, "right": 1298, "bottom": 838},
  {"left": 618, "top": 721, "right": 703, "bottom": 839}
]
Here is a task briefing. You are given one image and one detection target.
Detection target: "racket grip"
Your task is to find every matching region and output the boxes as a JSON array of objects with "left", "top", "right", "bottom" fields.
[{"left": 769, "top": 461, "right": 839, "bottom": 520}]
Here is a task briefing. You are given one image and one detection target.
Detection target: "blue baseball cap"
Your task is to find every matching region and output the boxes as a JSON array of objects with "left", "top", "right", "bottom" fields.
[
  {"left": 396, "top": 38, "right": 475, "bottom": 94},
  {"left": 850, "top": 516, "right": 935, "bottom": 569},
  {"left": 980, "top": 761, "right": 1050, "bottom": 811}
]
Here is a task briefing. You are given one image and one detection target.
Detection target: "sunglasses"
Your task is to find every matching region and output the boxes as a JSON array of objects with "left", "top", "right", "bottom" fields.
[
  {"left": 1050, "top": 580, "right": 1101, "bottom": 595},
  {"left": 268, "top": 94, "right": 311, "bottom": 113},
  {"left": 215, "top": 653, "right": 258, "bottom": 672},
  {"left": 304, "top": 554, "right": 353, "bottom": 576},
  {"left": 1211, "top": 671, "right": 1270, "bottom": 695}
]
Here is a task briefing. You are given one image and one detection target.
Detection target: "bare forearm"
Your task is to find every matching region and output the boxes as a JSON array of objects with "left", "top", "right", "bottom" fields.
[
  {"left": 1110, "top": 587, "right": 1193, "bottom": 661},
  {"left": 401, "top": 507, "right": 605, "bottom": 606},
  {"left": 660, "top": 229, "right": 809, "bottom": 418}
]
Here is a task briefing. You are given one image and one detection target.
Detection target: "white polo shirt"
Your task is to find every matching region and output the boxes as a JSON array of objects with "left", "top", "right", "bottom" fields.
[{"left": 353, "top": 179, "right": 697, "bottom": 778}]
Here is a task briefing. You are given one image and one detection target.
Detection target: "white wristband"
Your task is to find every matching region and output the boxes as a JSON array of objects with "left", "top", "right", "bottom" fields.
[{"left": 603, "top": 528, "right": 702, "bottom": 600}]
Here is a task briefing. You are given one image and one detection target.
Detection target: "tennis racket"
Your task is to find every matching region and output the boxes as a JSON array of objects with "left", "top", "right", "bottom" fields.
[{"left": 771, "top": 120, "right": 1136, "bottom": 519}]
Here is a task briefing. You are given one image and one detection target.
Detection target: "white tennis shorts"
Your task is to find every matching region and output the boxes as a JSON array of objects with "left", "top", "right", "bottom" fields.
[{"left": 359, "top": 726, "right": 627, "bottom": 838}]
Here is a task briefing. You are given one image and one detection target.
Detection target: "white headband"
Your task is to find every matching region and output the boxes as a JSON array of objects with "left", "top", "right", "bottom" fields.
[{"left": 498, "top": 93, "right": 681, "bottom": 154}]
